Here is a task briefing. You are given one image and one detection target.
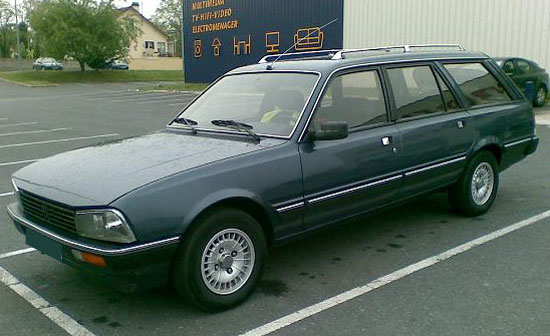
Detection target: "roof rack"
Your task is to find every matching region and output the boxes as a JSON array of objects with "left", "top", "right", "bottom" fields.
[
  {"left": 257, "top": 44, "right": 465, "bottom": 64},
  {"left": 332, "top": 44, "right": 466, "bottom": 59},
  {"left": 258, "top": 49, "right": 341, "bottom": 64}
]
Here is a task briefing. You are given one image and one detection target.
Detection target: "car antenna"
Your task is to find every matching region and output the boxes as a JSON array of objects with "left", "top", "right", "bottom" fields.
[{"left": 267, "top": 18, "right": 339, "bottom": 70}]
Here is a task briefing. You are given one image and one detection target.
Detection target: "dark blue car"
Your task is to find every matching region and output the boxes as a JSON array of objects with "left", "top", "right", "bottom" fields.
[{"left": 8, "top": 45, "right": 539, "bottom": 311}]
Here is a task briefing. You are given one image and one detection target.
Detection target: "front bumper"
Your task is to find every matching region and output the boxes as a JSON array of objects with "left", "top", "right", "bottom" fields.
[{"left": 7, "top": 202, "right": 180, "bottom": 291}]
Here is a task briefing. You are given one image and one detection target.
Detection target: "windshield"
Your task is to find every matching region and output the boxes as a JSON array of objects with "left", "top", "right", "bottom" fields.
[{"left": 174, "top": 72, "right": 319, "bottom": 137}]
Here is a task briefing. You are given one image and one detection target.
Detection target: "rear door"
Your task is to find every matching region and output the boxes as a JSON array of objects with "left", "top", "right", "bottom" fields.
[
  {"left": 442, "top": 61, "right": 531, "bottom": 169},
  {"left": 383, "top": 63, "right": 474, "bottom": 198},
  {"left": 299, "top": 67, "right": 402, "bottom": 230}
]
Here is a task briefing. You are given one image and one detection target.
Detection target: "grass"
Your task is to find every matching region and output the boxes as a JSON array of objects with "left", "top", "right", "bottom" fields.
[
  {"left": 138, "top": 82, "right": 209, "bottom": 92},
  {"left": 0, "top": 70, "right": 184, "bottom": 86}
]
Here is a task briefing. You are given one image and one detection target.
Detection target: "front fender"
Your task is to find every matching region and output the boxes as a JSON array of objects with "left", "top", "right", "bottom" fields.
[{"left": 179, "top": 188, "right": 279, "bottom": 236}]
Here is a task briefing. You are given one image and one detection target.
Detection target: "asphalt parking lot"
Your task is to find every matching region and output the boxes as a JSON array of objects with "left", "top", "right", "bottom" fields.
[{"left": 1, "top": 80, "right": 550, "bottom": 336}]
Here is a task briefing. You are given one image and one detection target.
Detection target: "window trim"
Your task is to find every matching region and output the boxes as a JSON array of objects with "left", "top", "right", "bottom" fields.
[
  {"left": 306, "top": 66, "right": 392, "bottom": 136},
  {"left": 382, "top": 62, "right": 452, "bottom": 122},
  {"left": 297, "top": 56, "right": 489, "bottom": 142},
  {"left": 144, "top": 40, "right": 155, "bottom": 49},
  {"left": 440, "top": 60, "right": 522, "bottom": 107}
]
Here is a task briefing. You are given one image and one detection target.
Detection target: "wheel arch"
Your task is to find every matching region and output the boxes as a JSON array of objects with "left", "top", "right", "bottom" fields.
[
  {"left": 471, "top": 138, "right": 503, "bottom": 166},
  {"left": 180, "top": 190, "right": 277, "bottom": 246}
]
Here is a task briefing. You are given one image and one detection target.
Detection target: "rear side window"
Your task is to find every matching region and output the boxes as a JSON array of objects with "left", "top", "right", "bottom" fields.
[
  {"left": 387, "top": 65, "right": 446, "bottom": 119},
  {"left": 516, "top": 60, "right": 531, "bottom": 73},
  {"left": 313, "top": 70, "right": 387, "bottom": 129},
  {"left": 444, "top": 63, "right": 512, "bottom": 107},
  {"left": 435, "top": 72, "right": 461, "bottom": 111}
]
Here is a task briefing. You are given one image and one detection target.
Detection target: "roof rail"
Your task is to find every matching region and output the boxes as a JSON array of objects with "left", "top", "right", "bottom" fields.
[
  {"left": 332, "top": 44, "right": 465, "bottom": 59},
  {"left": 258, "top": 49, "right": 341, "bottom": 64},
  {"left": 257, "top": 44, "right": 466, "bottom": 64}
]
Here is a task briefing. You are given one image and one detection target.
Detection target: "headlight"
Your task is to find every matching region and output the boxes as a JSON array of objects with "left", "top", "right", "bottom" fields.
[{"left": 75, "top": 210, "right": 136, "bottom": 243}]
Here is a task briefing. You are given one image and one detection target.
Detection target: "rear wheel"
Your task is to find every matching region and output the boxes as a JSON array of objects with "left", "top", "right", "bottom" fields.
[
  {"left": 534, "top": 86, "right": 547, "bottom": 107},
  {"left": 172, "top": 207, "right": 267, "bottom": 311},
  {"left": 448, "top": 151, "right": 499, "bottom": 216}
]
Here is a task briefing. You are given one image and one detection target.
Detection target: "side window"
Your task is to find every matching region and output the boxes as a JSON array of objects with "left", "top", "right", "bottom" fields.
[
  {"left": 387, "top": 65, "right": 445, "bottom": 119},
  {"left": 502, "top": 61, "right": 515, "bottom": 74},
  {"left": 444, "top": 63, "right": 512, "bottom": 106},
  {"left": 516, "top": 60, "right": 531, "bottom": 74},
  {"left": 312, "top": 70, "right": 387, "bottom": 129},
  {"left": 435, "top": 71, "right": 461, "bottom": 111}
]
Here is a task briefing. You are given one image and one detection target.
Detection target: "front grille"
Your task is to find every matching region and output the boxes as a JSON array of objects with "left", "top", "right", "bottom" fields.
[{"left": 19, "top": 190, "right": 77, "bottom": 234}]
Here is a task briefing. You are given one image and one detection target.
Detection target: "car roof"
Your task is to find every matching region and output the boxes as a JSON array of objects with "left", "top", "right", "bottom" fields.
[{"left": 230, "top": 51, "right": 490, "bottom": 75}]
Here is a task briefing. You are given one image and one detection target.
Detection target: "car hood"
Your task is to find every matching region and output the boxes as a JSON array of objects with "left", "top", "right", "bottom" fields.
[{"left": 13, "top": 130, "right": 284, "bottom": 207}]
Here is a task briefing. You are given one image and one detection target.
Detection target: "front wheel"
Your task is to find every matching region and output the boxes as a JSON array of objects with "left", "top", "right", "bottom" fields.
[
  {"left": 534, "top": 86, "right": 547, "bottom": 107},
  {"left": 448, "top": 151, "right": 499, "bottom": 216},
  {"left": 172, "top": 207, "right": 267, "bottom": 311}
]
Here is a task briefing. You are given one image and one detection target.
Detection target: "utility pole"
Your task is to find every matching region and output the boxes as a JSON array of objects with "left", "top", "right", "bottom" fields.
[
  {"left": 181, "top": 0, "right": 189, "bottom": 80},
  {"left": 14, "top": 0, "right": 22, "bottom": 71}
]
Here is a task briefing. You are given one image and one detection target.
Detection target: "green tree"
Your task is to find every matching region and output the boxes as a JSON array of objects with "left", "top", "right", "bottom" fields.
[
  {"left": 30, "top": 0, "right": 139, "bottom": 71},
  {"left": 152, "top": 0, "right": 182, "bottom": 57},
  {"left": 0, "top": 0, "right": 14, "bottom": 57}
]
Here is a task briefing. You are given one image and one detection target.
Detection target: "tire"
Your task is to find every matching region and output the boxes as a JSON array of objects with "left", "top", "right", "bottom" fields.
[
  {"left": 534, "top": 85, "right": 547, "bottom": 107},
  {"left": 172, "top": 207, "right": 267, "bottom": 311},
  {"left": 448, "top": 151, "right": 499, "bottom": 216}
]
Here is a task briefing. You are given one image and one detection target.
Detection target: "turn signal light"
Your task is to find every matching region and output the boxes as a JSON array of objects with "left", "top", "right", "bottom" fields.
[{"left": 71, "top": 250, "right": 107, "bottom": 268}]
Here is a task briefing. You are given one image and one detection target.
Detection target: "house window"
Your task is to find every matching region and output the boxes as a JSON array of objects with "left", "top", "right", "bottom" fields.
[
  {"left": 144, "top": 41, "right": 155, "bottom": 49},
  {"left": 157, "top": 42, "right": 167, "bottom": 53}
]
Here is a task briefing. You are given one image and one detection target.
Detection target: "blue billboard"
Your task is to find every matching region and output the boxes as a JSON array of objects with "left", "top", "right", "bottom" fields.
[{"left": 184, "top": 0, "right": 344, "bottom": 83}]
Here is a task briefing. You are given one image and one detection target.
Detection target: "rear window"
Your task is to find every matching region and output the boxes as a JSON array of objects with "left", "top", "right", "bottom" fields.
[{"left": 444, "top": 63, "right": 512, "bottom": 107}]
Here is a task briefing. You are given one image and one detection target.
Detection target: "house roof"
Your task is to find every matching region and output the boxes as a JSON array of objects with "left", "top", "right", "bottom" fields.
[{"left": 118, "top": 6, "right": 170, "bottom": 39}]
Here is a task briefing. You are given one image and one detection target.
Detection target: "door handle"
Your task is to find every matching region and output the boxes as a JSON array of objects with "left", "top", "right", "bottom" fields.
[
  {"left": 381, "top": 136, "right": 392, "bottom": 146},
  {"left": 457, "top": 120, "right": 465, "bottom": 129}
]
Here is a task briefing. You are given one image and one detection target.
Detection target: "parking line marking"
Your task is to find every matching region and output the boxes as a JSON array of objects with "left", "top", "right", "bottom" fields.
[
  {"left": 108, "top": 94, "right": 187, "bottom": 103},
  {"left": 0, "top": 191, "right": 14, "bottom": 197},
  {"left": 0, "top": 133, "right": 118, "bottom": 149},
  {"left": 0, "top": 158, "right": 41, "bottom": 167},
  {"left": 137, "top": 98, "right": 190, "bottom": 104},
  {"left": 0, "top": 265, "right": 96, "bottom": 336},
  {"left": 0, "top": 248, "right": 36, "bottom": 260},
  {"left": 84, "top": 92, "right": 169, "bottom": 101},
  {"left": 0, "top": 118, "right": 7, "bottom": 121},
  {"left": 0, "top": 128, "right": 71, "bottom": 137},
  {"left": 240, "top": 209, "right": 550, "bottom": 336},
  {"left": 0, "top": 122, "right": 38, "bottom": 128}
]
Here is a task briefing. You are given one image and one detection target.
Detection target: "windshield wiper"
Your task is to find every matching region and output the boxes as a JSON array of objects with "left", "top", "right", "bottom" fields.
[
  {"left": 172, "top": 117, "right": 198, "bottom": 134},
  {"left": 211, "top": 119, "right": 261, "bottom": 143}
]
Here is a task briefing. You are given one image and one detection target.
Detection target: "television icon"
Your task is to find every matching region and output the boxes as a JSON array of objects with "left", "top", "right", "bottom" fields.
[
  {"left": 265, "top": 32, "right": 280, "bottom": 53},
  {"left": 294, "top": 27, "right": 324, "bottom": 51}
]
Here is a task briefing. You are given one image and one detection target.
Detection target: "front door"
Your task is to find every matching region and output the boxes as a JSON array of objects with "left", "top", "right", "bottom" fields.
[{"left": 299, "top": 68, "right": 402, "bottom": 230}]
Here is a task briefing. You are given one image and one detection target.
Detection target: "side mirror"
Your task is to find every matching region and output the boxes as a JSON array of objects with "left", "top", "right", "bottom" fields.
[{"left": 310, "top": 121, "right": 349, "bottom": 141}]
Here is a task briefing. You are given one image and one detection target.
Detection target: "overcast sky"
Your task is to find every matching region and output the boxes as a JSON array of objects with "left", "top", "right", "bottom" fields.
[{"left": 8, "top": 0, "right": 161, "bottom": 19}]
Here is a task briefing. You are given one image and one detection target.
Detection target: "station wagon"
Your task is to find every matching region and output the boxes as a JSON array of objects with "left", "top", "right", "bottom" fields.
[{"left": 8, "top": 44, "right": 539, "bottom": 311}]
